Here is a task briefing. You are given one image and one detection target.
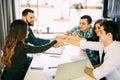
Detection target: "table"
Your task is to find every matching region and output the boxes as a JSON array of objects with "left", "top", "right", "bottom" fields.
[{"left": 24, "top": 44, "right": 95, "bottom": 80}]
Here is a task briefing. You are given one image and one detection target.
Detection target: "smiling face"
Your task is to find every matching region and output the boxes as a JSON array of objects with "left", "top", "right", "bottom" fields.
[
  {"left": 99, "top": 26, "right": 113, "bottom": 46},
  {"left": 23, "top": 12, "right": 35, "bottom": 26},
  {"left": 95, "top": 23, "right": 101, "bottom": 36},
  {"left": 79, "top": 19, "right": 91, "bottom": 32},
  {"left": 98, "top": 20, "right": 119, "bottom": 46}
]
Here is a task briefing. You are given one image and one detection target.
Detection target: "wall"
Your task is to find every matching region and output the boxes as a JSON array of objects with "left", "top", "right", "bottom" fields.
[{"left": 15, "top": 0, "right": 103, "bottom": 33}]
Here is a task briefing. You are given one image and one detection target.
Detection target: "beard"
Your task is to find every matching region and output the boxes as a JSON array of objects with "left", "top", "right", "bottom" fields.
[{"left": 26, "top": 19, "right": 34, "bottom": 26}]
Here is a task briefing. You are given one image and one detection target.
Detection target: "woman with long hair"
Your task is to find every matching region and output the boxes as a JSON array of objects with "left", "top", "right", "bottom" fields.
[
  {"left": 61, "top": 19, "right": 106, "bottom": 65},
  {"left": 1, "top": 19, "right": 58, "bottom": 80},
  {"left": 85, "top": 19, "right": 105, "bottom": 65}
]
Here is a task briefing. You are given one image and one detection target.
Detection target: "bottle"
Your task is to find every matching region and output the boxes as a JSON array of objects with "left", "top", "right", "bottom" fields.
[{"left": 47, "top": 27, "right": 50, "bottom": 33}]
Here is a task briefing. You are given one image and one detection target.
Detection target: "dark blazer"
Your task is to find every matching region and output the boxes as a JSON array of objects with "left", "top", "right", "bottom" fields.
[
  {"left": 25, "top": 28, "right": 50, "bottom": 46},
  {"left": 1, "top": 40, "right": 57, "bottom": 80}
]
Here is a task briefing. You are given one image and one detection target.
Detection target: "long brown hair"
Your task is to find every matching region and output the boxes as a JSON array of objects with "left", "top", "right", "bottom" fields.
[{"left": 1, "top": 19, "right": 27, "bottom": 66}]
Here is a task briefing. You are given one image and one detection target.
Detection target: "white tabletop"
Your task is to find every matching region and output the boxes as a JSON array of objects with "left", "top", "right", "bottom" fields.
[{"left": 24, "top": 44, "right": 95, "bottom": 80}]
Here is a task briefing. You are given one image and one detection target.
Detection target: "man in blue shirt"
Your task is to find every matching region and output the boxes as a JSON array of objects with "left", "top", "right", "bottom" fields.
[
  {"left": 22, "top": 9, "right": 51, "bottom": 73},
  {"left": 22, "top": 9, "right": 50, "bottom": 46}
]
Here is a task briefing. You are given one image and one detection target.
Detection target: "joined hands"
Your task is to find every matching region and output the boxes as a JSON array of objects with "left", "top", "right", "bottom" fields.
[{"left": 54, "top": 34, "right": 85, "bottom": 47}]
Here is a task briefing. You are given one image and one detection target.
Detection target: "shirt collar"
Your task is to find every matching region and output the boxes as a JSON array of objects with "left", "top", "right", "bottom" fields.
[
  {"left": 79, "top": 25, "right": 92, "bottom": 33},
  {"left": 104, "top": 41, "right": 116, "bottom": 54}
]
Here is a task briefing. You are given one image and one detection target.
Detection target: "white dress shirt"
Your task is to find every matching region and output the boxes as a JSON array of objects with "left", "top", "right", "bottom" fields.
[
  {"left": 93, "top": 41, "right": 120, "bottom": 80},
  {"left": 80, "top": 40, "right": 120, "bottom": 80}
]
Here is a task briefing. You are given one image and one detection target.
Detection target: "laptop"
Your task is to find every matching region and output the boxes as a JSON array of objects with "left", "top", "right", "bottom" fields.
[{"left": 54, "top": 59, "right": 88, "bottom": 80}]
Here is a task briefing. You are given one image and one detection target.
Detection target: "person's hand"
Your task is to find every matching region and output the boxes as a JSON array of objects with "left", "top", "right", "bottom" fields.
[
  {"left": 53, "top": 36, "right": 64, "bottom": 48},
  {"left": 63, "top": 36, "right": 85, "bottom": 46},
  {"left": 84, "top": 67, "right": 96, "bottom": 79},
  {"left": 64, "top": 31, "right": 70, "bottom": 35},
  {"left": 71, "top": 31, "right": 78, "bottom": 36},
  {"left": 65, "top": 36, "right": 85, "bottom": 41},
  {"left": 54, "top": 42, "right": 64, "bottom": 48},
  {"left": 55, "top": 35, "right": 68, "bottom": 40}
]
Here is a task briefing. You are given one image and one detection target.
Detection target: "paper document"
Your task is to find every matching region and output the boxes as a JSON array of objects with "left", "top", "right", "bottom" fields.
[{"left": 43, "top": 47, "right": 64, "bottom": 55}]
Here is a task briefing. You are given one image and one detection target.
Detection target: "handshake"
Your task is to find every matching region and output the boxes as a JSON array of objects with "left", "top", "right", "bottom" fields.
[{"left": 54, "top": 34, "right": 85, "bottom": 48}]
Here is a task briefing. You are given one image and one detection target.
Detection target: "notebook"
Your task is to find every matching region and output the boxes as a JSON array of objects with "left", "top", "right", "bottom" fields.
[
  {"left": 43, "top": 47, "right": 64, "bottom": 55},
  {"left": 54, "top": 59, "right": 88, "bottom": 80}
]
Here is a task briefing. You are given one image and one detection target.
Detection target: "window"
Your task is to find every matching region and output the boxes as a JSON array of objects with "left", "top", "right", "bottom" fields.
[{"left": 15, "top": 0, "right": 103, "bottom": 33}]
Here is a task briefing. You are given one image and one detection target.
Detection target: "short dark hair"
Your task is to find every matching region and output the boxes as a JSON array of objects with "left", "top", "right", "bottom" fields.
[
  {"left": 101, "top": 20, "right": 119, "bottom": 40},
  {"left": 22, "top": 9, "right": 34, "bottom": 16},
  {"left": 81, "top": 15, "right": 92, "bottom": 24}
]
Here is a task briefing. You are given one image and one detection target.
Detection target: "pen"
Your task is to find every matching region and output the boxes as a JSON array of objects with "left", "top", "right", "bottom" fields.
[{"left": 48, "top": 66, "right": 58, "bottom": 69}]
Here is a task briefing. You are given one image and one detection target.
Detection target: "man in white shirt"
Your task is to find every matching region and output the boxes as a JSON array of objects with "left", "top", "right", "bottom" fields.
[{"left": 84, "top": 20, "right": 120, "bottom": 80}]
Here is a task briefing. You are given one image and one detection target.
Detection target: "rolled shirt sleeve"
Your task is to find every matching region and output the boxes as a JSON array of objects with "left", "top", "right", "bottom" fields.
[{"left": 80, "top": 40, "right": 103, "bottom": 50}]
